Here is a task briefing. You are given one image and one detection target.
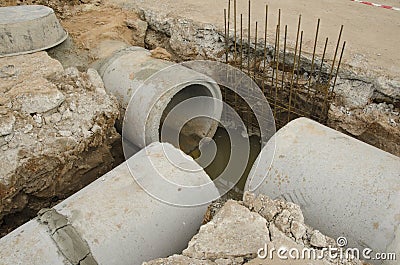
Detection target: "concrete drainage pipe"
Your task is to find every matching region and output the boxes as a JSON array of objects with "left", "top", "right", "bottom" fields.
[
  {"left": 98, "top": 47, "right": 223, "bottom": 153},
  {"left": 245, "top": 118, "right": 400, "bottom": 265},
  {"left": 0, "top": 142, "right": 219, "bottom": 265}
]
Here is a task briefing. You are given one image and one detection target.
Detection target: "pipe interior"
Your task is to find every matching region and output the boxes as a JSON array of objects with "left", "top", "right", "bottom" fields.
[{"left": 159, "top": 84, "right": 215, "bottom": 154}]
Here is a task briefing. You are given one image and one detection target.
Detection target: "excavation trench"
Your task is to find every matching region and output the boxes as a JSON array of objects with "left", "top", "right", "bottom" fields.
[{"left": 1, "top": 0, "right": 399, "bottom": 246}]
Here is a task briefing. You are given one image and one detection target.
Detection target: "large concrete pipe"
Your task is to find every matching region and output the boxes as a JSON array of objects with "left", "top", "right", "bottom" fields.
[
  {"left": 98, "top": 47, "right": 223, "bottom": 152},
  {"left": 245, "top": 118, "right": 400, "bottom": 264},
  {"left": 0, "top": 142, "right": 219, "bottom": 265}
]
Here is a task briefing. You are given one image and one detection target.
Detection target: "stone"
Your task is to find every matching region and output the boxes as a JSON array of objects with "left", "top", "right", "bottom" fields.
[
  {"left": 259, "top": 197, "right": 280, "bottom": 222},
  {"left": 0, "top": 52, "right": 120, "bottom": 235},
  {"left": 183, "top": 200, "right": 270, "bottom": 260},
  {"left": 0, "top": 114, "right": 15, "bottom": 136},
  {"left": 215, "top": 258, "right": 244, "bottom": 265},
  {"left": 334, "top": 76, "right": 374, "bottom": 108},
  {"left": 18, "top": 86, "right": 65, "bottom": 114},
  {"left": 87, "top": 68, "right": 106, "bottom": 95},
  {"left": 281, "top": 201, "right": 304, "bottom": 224},
  {"left": 290, "top": 220, "right": 307, "bottom": 241},
  {"left": 274, "top": 209, "right": 291, "bottom": 234},
  {"left": 58, "top": 130, "right": 72, "bottom": 137},
  {"left": 143, "top": 255, "right": 216, "bottom": 265},
  {"left": 374, "top": 76, "right": 400, "bottom": 104},
  {"left": 150, "top": 47, "right": 172, "bottom": 60},
  {"left": 125, "top": 18, "right": 148, "bottom": 46},
  {"left": 328, "top": 103, "right": 400, "bottom": 156},
  {"left": 310, "top": 230, "right": 327, "bottom": 248}
]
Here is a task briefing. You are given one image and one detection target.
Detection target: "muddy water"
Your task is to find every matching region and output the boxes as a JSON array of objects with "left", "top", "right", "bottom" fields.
[{"left": 188, "top": 127, "right": 261, "bottom": 196}]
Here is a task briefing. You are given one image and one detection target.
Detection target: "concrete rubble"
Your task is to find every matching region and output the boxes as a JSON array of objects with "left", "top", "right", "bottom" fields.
[
  {"left": 144, "top": 192, "right": 366, "bottom": 265},
  {"left": 0, "top": 51, "right": 120, "bottom": 235}
]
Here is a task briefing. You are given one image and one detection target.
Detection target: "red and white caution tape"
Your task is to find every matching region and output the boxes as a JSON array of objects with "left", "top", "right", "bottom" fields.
[{"left": 351, "top": 0, "right": 400, "bottom": 11}]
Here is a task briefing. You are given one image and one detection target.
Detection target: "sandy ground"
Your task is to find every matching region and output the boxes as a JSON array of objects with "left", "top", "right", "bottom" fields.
[{"left": 107, "top": 0, "right": 400, "bottom": 79}]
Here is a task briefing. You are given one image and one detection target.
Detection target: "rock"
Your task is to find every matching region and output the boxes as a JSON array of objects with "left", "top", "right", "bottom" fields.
[
  {"left": 87, "top": 68, "right": 106, "bottom": 95},
  {"left": 243, "top": 192, "right": 279, "bottom": 222},
  {"left": 290, "top": 220, "right": 307, "bottom": 241},
  {"left": 125, "top": 18, "right": 148, "bottom": 46},
  {"left": 183, "top": 200, "right": 270, "bottom": 260},
  {"left": 310, "top": 230, "right": 327, "bottom": 248},
  {"left": 144, "top": 193, "right": 365, "bottom": 265},
  {"left": 281, "top": 201, "right": 304, "bottom": 224},
  {"left": 334, "top": 76, "right": 374, "bottom": 108},
  {"left": 215, "top": 258, "right": 244, "bottom": 265},
  {"left": 0, "top": 114, "right": 15, "bottom": 136},
  {"left": 0, "top": 52, "right": 120, "bottom": 236},
  {"left": 17, "top": 86, "right": 65, "bottom": 114},
  {"left": 143, "top": 255, "right": 216, "bottom": 265},
  {"left": 328, "top": 103, "right": 400, "bottom": 156},
  {"left": 150, "top": 47, "right": 172, "bottom": 60},
  {"left": 274, "top": 209, "right": 291, "bottom": 234},
  {"left": 58, "top": 130, "right": 72, "bottom": 137},
  {"left": 374, "top": 77, "right": 400, "bottom": 105}
]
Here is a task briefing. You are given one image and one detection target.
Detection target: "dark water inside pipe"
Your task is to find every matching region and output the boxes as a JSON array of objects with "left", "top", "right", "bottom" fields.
[{"left": 186, "top": 126, "right": 261, "bottom": 196}]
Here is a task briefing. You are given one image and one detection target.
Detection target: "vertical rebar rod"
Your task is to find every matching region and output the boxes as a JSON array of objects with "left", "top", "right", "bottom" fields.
[
  {"left": 332, "top": 41, "right": 346, "bottom": 92},
  {"left": 247, "top": 0, "right": 251, "bottom": 74},
  {"left": 308, "top": 19, "right": 320, "bottom": 89},
  {"left": 240, "top": 14, "right": 243, "bottom": 71},
  {"left": 224, "top": 9, "right": 228, "bottom": 63},
  {"left": 271, "top": 23, "right": 278, "bottom": 93},
  {"left": 234, "top": 0, "right": 237, "bottom": 66},
  {"left": 288, "top": 15, "right": 301, "bottom": 122},
  {"left": 328, "top": 25, "right": 344, "bottom": 86},
  {"left": 262, "top": 5, "right": 268, "bottom": 74},
  {"left": 254, "top": 21, "right": 258, "bottom": 78},
  {"left": 312, "top": 37, "right": 328, "bottom": 119},
  {"left": 320, "top": 26, "right": 343, "bottom": 121},
  {"left": 274, "top": 21, "right": 280, "bottom": 118},
  {"left": 281, "top": 25, "right": 287, "bottom": 102},
  {"left": 227, "top": 0, "right": 231, "bottom": 65},
  {"left": 316, "top": 37, "right": 329, "bottom": 85},
  {"left": 293, "top": 30, "right": 303, "bottom": 115}
]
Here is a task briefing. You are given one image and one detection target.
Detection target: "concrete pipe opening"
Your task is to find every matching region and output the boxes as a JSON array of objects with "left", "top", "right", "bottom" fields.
[
  {"left": 160, "top": 83, "right": 217, "bottom": 154},
  {"left": 98, "top": 47, "right": 222, "bottom": 155}
]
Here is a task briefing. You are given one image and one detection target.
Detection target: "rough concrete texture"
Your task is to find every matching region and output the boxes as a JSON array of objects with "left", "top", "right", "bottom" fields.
[
  {"left": 0, "top": 51, "right": 120, "bottom": 235},
  {"left": 100, "top": 0, "right": 399, "bottom": 157},
  {"left": 183, "top": 200, "right": 270, "bottom": 260},
  {"left": 4, "top": 1, "right": 394, "bottom": 155},
  {"left": 328, "top": 103, "right": 399, "bottom": 156},
  {"left": 144, "top": 192, "right": 365, "bottom": 265}
]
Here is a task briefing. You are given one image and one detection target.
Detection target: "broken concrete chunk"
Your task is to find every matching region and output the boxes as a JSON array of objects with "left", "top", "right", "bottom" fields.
[
  {"left": 143, "top": 255, "right": 216, "bottom": 265},
  {"left": 125, "top": 18, "right": 148, "bottom": 46},
  {"left": 150, "top": 47, "right": 172, "bottom": 60},
  {"left": 281, "top": 201, "right": 304, "bottom": 224},
  {"left": 0, "top": 113, "right": 15, "bottom": 136},
  {"left": 290, "top": 220, "right": 307, "bottom": 241},
  {"left": 375, "top": 76, "right": 400, "bottom": 103},
  {"left": 144, "top": 193, "right": 365, "bottom": 265},
  {"left": 242, "top": 191, "right": 256, "bottom": 208},
  {"left": 87, "top": 68, "right": 106, "bottom": 95},
  {"left": 274, "top": 209, "right": 291, "bottom": 234},
  {"left": 18, "top": 88, "right": 65, "bottom": 114},
  {"left": 183, "top": 200, "right": 270, "bottom": 260},
  {"left": 214, "top": 258, "right": 244, "bottom": 265},
  {"left": 0, "top": 52, "right": 120, "bottom": 236},
  {"left": 310, "top": 230, "right": 328, "bottom": 248},
  {"left": 0, "top": 65, "right": 17, "bottom": 78}
]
